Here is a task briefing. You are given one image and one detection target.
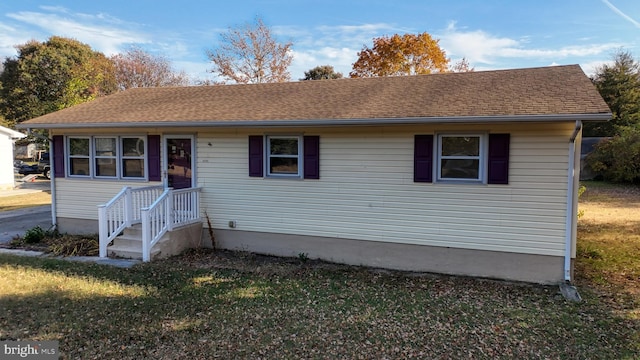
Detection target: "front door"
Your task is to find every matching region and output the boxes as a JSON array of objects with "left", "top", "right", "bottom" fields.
[{"left": 166, "top": 137, "right": 194, "bottom": 189}]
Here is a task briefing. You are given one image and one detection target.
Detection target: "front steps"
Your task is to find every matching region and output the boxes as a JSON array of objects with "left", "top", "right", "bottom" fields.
[
  {"left": 107, "top": 222, "right": 204, "bottom": 261},
  {"left": 107, "top": 225, "right": 161, "bottom": 260}
]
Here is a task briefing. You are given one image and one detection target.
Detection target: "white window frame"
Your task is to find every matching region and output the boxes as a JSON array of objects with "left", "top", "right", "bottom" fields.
[
  {"left": 94, "top": 136, "right": 118, "bottom": 179},
  {"left": 436, "top": 133, "right": 487, "bottom": 183},
  {"left": 67, "top": 136, "right": 92, "bottom": 178},
  {"left": 65, "top": 135, "right": 147, "bottom": 180},
  {"left": 266, "top": 135, "right": 303, "bottom": 178},
  {"left": 120, "top": 136, "right": 147, "bottom": 179}
]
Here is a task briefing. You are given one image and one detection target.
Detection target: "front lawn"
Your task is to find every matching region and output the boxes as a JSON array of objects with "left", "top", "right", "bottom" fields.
[
  {"left": 0, "top": 250, "right": 637, "bottom": 359},
  {"left": 0, "top": 191, "right": 51, "bottom": 212},
  {"left": 0, "top": 181, "right": 638, "bottom": 359}
]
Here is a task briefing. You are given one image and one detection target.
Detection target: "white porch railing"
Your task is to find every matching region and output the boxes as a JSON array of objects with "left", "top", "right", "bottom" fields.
[
  {"left": 98, "top": 185, "right": 164, "bottom": 258},
  {"left": 141, "top": 187, "right": 202, "bottom": 261}
]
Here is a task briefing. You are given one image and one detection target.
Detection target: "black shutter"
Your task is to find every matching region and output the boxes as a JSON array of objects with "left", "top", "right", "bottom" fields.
[
  {"left": 414, "top": 135, "right": 433, "bottom": 183},
  {"left": 52, "top": 135, "right": 65, "bottom": 178},
  {"left": 303, "top": 136, "right": 320, "bottom": 179},
  {"left": 488, "top": 134, "right": 510, "bottom": 185},
  {"left": 147, "top": 135, "right": 161, "bottom": 181},
  {"left": 248, "top": 135, "right": 264, "bottom": 177}
]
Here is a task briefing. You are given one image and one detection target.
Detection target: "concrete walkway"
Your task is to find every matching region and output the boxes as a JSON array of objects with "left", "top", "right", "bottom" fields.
[{"left": 0, "top": 248, "right": 141, "bottom": 268}]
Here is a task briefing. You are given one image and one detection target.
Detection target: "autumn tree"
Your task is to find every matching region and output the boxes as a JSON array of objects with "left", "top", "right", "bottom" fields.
[
  {"left": 111, "top": 47, "right": 190, "bottom": 90},
  {"left": 350, "top": 33, "right": 449, "bottom": 78},
  {"left": 0, "top": 36, "right": 117, "bottom": 125},
  {"left": 301, "top": 65, "right": 343, "bottom": 80},
  {"left": 206, "top": 17, "right": 293, "bottom": 84}
]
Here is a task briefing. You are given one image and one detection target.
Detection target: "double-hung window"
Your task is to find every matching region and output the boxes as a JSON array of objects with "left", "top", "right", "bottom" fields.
[
  {"left": 121, "top": 137, "right": 145, "bottom": 178},
  {"left": 68, "top": 137, "right": 91, "bottom": 177},
  {"left": 94, "top": 137, "right": 117, "bottom": 178},
  {"left": 267, "top": 136, "right": 302, "bottom": 177},
  {"left": 437, "top": 134, "right": 484, "bottom": 182},
  {"left": 66, "top": 136, "right": 146, "bottom": 179}
]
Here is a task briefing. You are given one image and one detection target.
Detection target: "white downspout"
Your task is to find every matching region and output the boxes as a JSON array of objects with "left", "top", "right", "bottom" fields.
[{"left": 564, "top": 120, "right": 582, "bottom": 281}]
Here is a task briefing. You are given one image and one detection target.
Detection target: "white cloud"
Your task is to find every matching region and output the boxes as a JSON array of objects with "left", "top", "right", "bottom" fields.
[
  {"left": 5, "top": 7, "right": 150, "bottom": 56},
  {"left": 290, "top": 47, "right": 356, "bottom": 79},
  {"left": 438, "top": 22, "right": 623, "bottom": 68},
  {"left": 580, "top": 59, "right": 614, "bottom": 77}
]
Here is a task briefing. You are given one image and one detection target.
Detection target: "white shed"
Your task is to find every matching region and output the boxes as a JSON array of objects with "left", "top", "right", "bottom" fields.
[{"left": 0, "top": 125, "right": 26, "bottom": 190}]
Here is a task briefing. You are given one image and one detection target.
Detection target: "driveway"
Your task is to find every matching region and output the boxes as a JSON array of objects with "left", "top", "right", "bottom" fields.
[{"left": 0, "top": 205, "right": 52, "bottom": 244}]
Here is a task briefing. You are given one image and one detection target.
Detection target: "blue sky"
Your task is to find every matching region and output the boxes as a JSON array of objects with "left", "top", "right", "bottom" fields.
[{"left": 1, "top": 1, "right": 639, "bottom": 82}]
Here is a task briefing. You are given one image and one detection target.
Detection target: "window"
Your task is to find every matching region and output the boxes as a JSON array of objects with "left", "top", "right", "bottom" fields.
[
  {"left": 414, "top": 133, "right": 509, "bottom": 185},
  {"left": 267, "top": 136, "right": 301, "bottom": 177},
  {"left": 95, "top": 137, "right": 117, "bottom": 177},
  {"left": 437, "top": 134, "right": 484, "bottom": 182},
  {"left": 121, "top": 137, "right": 145, "bottom": 178},
  {"left": 68, "top": 137, "right": 90, "bottom": 177},
  {"left": 66, "top": 136, "right": 146, "bottom": 179},
  {"left": 248, "top": 135, "right": 320, "bottom": 179}
]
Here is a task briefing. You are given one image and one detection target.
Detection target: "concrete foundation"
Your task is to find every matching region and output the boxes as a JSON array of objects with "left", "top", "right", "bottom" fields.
[
  {"left": 54, "top": 217, "right": 566, "bottom": 283},
  {"left": 56, "top": 217, "right": 99, "bottom": 235},
  {"left": 207, "top": 228, "right": 566, "bottom": 284},
  {"left": 154, "top": 222, "right": 203, "bottom": 259}
]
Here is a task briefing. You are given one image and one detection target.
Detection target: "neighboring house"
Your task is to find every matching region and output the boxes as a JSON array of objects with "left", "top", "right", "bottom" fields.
[
  {"left": 0, "top": 125, "right": 26, "bottom": 190},
  {"left": 14, "top": 143, "right": 37, "bottom": 160},
  {"left": 18, "top": 65, "right": 611, "bottom": 283}
]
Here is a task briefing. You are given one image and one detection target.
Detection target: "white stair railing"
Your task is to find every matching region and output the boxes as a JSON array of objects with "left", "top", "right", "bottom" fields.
[
  {"left": 98, "top": 185, "right": 164, "bottom": 258},
  {"left": 140, "top": 187, "right": 202, "bottom": 262}
]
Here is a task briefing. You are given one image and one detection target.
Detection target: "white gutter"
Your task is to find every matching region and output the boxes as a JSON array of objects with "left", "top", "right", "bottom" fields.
[
  {"left": 16, "top": 113, "right": 612, "bottom": 130},
  {"left": 564, "top": 120, "right": 582, "bottom": 282},
  {"left": 27, "top": 130, "right": 56, "bottom": 228}
]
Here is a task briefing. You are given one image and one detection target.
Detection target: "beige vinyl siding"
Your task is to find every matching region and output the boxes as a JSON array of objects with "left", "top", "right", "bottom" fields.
[
  {"left": 197, "top": 123, "right": 573, "bottom": 257},
  {"left": 55, "top": 179, "right": 162, "bottom": 220},
  {"left": 51, "top": 128, "right": 164, "bottom": 221}
]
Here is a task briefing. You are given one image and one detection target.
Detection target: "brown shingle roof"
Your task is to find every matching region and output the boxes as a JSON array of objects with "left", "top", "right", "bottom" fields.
[{"left": 19, "top": 65, "right": 610, "bottom": 128}]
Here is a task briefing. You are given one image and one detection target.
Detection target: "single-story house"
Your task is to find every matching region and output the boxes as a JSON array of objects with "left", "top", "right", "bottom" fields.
[
  {"left": 18, "top": 65, "right": 611, "bottom": 283},
  {"left": 0, "top": 125, "right": 26, "bottom": 190}
]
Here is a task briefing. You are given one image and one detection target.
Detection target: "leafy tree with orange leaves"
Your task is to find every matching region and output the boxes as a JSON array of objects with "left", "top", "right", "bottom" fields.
[{"left": 350, "top": 33, "right": 449, "bottom": 78}]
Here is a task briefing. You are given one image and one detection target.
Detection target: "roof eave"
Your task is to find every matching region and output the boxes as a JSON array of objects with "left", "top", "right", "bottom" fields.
[{"left": 17, "top": 112, "right": 612, "bottom": 130}]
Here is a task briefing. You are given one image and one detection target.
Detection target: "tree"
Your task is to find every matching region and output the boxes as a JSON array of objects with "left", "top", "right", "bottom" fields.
[
  {"left": 111, "top": 47, "right": 190, "bottom": 90},
  {"left": 0, "top": 36, "right": 117, "bottom": 125},
  {"left": 584, "top": 50, "right": 640, "bottom": 183},
  {"left": 450, "top": 57, "right": 475, "bottom": 72},
  {"left": 586, "top": 124, "right": 640, "bottom": 183},
  {"left": 206, "top": 17, "right": 293, "bottom": 84},
  {"left": 301, "top": 65, "right": 343, "bottom": 80},
  {"left": 586, "top": 50, "right": 640, "bottom": 137},
  {"left": 350, "top": 33, "right": 449, "bottom": 78}
]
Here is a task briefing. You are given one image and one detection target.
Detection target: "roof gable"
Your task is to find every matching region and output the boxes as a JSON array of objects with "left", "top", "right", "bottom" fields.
[
  {"left": 0, "top": 125, "right": 26, "bottom": 139},
  {"left": 19, "top": 65, "right": 611, "bottom": 128}
]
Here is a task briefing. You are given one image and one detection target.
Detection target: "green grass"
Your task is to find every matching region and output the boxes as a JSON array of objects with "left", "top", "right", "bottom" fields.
[
  {"left": 1, "top": 182, "right": 638, "bottom": 358},
  {"left": 0, "top": 252, "right": 638, "bottom": 359}
]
